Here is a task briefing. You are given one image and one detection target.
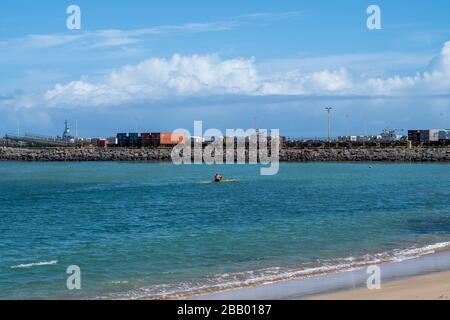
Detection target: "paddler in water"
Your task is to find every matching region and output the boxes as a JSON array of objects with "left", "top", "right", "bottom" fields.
[{"left": 214, "top": 173, "right": 223, "bottom": 182}]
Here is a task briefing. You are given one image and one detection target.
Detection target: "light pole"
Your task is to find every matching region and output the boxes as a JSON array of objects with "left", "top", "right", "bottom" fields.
[{"left": 325, "top": 107, "right": 332, "bottom": 143}]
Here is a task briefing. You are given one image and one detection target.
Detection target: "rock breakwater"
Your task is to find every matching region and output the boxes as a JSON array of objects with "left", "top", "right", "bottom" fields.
[{"left": 1, "top": 147, "right": 449, "bottom": 162}]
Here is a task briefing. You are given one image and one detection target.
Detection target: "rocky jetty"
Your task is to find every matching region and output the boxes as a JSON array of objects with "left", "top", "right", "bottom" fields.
[
  {"left": 0, "top": 147, "right": 173, "bottom": 162},
  {"left": 1, "top": 146, "right": 449, "bottom": 162},
  {"left": 281, "top": 147, "right": 450, "bottom": 162}
]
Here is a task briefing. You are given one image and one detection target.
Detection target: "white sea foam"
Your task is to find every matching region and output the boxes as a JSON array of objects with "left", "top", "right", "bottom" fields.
[
  {"left": 10, "top": 260, "right": 58, "bottom": 269},
  {"left": 390, "top": 241, "right": 450, "bottom": 261},
  {"left": 94, "top": 241, "right": 450, "bottom": 300}
]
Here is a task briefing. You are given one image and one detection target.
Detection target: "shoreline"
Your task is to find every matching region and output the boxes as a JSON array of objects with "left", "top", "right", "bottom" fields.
[
  {"left": 188, "top": 248, "right": 450, "bottom": 300},
  {"left": 113, "top": 242, "right": 450, "bottom": 300}
]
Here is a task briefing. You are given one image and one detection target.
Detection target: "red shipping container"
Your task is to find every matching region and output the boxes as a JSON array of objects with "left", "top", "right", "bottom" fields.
[{"left": 98, "top": 139, "right": 108, "bottom": 148}]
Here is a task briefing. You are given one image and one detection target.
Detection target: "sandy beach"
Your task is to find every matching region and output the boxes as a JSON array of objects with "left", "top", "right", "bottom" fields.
[
  {"left": 193, "top": 250, "right": 450, "bottom": 300},
  {"left": 308, "top": 270, "right": 450, "bottom": 300}
]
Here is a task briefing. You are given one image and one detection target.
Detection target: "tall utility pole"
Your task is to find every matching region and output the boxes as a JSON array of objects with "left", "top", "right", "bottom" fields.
[{"left": 325, "top": 107, "right": 332, "bottom": 143}]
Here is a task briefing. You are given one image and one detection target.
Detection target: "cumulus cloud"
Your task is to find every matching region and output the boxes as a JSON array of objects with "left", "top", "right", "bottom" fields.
[
  {"left": 39, "top": 41, "right": 450, "bottom": 108},
  {"left": 360, "top": 42, "right": 450, "bottom": 95},
  {"left": 44, "top": 54, "right": 260, "bottom": 106}
]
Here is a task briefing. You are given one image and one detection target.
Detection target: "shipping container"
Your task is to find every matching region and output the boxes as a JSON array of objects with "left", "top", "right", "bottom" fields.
[
  {"left": 105, "top": 137, "right": 117, "bottom": 145},
  {"left": 128, "top": 133, "right": 140, "bottom": 147},
  {"left": 159, "top": 132, "right": 186, "bottom": 145},
  {"left": 98, "top": 139, "right": 108, "bottom": 148},
  {"left": 117, "top": 133, "right": 129, "bottom": 147},
  {"left": 90, "top": 138, "right": 100, "bottom": 146},
  {"left": 150, "top": 133, "right": 161, "bottom": 147},
  {"left": 438, "top": 130, "right": 449, "bottom": 141},
  {"left": 409, "top": 129, "right": 441, "bottom": 143},
  {"left": 140, "top": 133, "right": 152, "bottom": 147},
  {"left": 408, "top": 130, "right": 421, "bottom": 143},
  {"left": 429, "top": 129, "right": 440, "bottom": 142},
  {"left": 117, "top": 133, "right": 128, "bottom": 139}
]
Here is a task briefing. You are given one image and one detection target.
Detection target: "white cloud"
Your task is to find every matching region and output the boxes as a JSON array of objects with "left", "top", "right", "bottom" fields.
[
  {"left": 360, "top": 42, "right": 450, "bottom": 96},
  {"left": 6, "top": 41, "right": 448, "bottom": 108},
  {"left": 41, "top": 41, "right": 450, "bottom": 107},
  {"left": 44, "top": 54, "right": 260, "bottom": 106},
  {"left": 24, "top": 34, "right": 85, "bottom": 49},
  {"left": 258, "top": 52, "right": 432, "bottom": 77},
  {"left": 259, "top": 68, "right": 354, "bottom": 96},
  {"left": 0, "top": 21, "right": 235, "bottom": 52},
  {"left": 0, "top": 11, "right": 302, "bottom": 51}
]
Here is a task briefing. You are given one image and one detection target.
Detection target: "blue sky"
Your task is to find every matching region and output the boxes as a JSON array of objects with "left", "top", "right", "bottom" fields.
[{"left": 1, "top": 0, "right": 450, "bottom": 138}]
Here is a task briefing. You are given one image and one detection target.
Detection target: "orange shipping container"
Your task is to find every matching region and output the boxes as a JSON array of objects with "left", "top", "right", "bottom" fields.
[{"left": 160, "top": 132, "right": 186, "bottom": 145}]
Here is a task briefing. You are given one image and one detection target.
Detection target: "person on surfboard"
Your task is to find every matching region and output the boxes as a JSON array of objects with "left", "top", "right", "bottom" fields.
[{"left": 214, "top": 173, "right": 223, "bottom": 182}]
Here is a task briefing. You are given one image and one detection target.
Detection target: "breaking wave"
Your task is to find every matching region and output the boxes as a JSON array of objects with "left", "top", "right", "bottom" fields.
[
  {"left": 93, "top": 241, "right": 450, "bottom": 300},
  {"left": 10, "top": 260, "right": 58, "bottom": 269}
]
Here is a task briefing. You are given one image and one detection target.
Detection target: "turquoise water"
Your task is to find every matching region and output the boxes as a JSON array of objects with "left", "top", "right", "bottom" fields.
[{"left": 0, "top": 162, "right": 449, "bottom": 299}]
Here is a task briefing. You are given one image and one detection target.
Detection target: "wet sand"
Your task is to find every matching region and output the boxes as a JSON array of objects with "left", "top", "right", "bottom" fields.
[
  {"left": 192, "top": 250, "right": 450, "bottom": 300},
  {"left": 308, "top": 270, "right": 450, "bottom": 300}
]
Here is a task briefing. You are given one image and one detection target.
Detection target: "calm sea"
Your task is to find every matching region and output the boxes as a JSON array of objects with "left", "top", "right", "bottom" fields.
[{"left": 0, "top": 162, "right": 449, "bottom": 299}]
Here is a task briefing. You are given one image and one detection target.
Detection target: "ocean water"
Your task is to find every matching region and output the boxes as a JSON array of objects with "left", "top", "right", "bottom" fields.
[{"left": 0, "top": 162, "right": 449, "bottom": 299}]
